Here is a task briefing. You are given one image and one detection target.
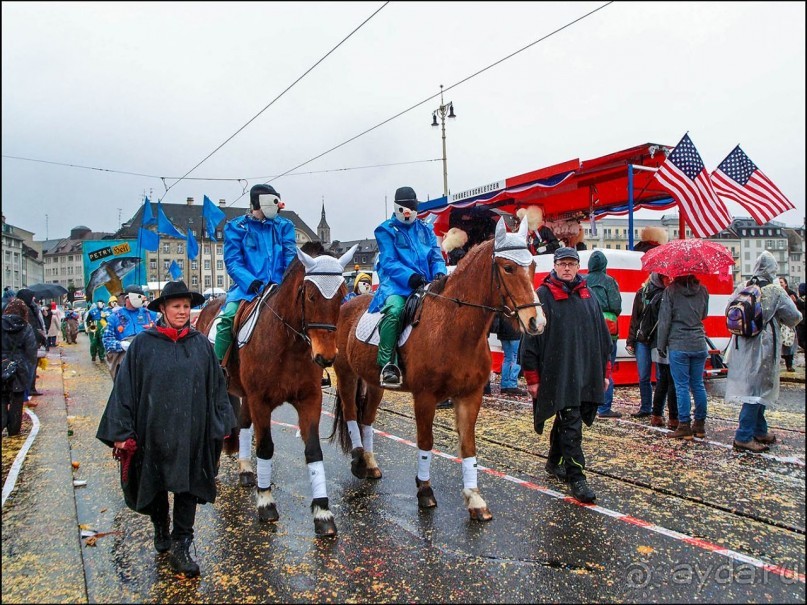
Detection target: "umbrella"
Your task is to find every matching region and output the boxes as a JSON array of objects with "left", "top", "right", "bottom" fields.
[
  {"left": 27, "top": 283, "right": 69, "bottom": 300},
  {"left": 641, "top": 238, "right": 735, "bottom": 280},
  {"left": 202, "top": 287, "right": 226, "bottom": 297}
]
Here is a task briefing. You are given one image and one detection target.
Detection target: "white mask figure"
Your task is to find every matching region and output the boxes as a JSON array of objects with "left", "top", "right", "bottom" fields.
[
  {"left": 258, "top": 193, "right": 285, "bottom": 220},
  {"left": 127, "top": 292, "right": 147, "bottom": 309},
  {"left": 356, "top": 281, "right": 372, "bottom": 295},
  {"left": 394, "top": 204, "right": 417, "bottom": 225}
]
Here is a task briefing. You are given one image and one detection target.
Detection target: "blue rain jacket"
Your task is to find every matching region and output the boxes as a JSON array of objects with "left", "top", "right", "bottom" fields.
[
  {"left": 223, "top": 213, "right": 297, "bottom": 304},
  {"left": 103, "top": 306, "right": 156, "bottom": 353},
  {"left": 368, "top": 216, "right": 446, "bottom": 313}
]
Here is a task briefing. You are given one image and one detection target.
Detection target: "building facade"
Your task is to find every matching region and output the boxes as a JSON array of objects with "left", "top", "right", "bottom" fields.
[{"left": 2, "top": 215, "right": 44, "bottom": 289}]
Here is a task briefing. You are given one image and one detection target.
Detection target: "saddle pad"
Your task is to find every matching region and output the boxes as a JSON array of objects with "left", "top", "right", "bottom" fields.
[
  {"left": 355, "top": 311, "right": 413, "bottom": 347},
  {"left": 237, "top": 284, "right": 277, "bottom": 348}
]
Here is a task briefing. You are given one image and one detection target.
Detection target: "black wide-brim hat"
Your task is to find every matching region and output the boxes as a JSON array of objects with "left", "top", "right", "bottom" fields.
[{"left": 147, "top": 280, "right": 205, "bottom": 311}]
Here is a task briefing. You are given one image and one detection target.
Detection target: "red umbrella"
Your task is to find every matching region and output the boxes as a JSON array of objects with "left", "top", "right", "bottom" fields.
[{"left": 640, "top": 238, "right": 735, "bottom": 280}]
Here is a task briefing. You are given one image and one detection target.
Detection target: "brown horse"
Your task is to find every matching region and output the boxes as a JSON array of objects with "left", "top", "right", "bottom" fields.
[
  {"left": 331, "top": 218, "right": 545, "bottom": 521},
  {"left": 196, "top": 244, "right": 357, "bottom": 536}
]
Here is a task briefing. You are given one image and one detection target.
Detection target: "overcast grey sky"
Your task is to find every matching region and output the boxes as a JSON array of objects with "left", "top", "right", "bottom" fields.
[{"left": 2, "top": 2, "right": 804, "bottom": 243}]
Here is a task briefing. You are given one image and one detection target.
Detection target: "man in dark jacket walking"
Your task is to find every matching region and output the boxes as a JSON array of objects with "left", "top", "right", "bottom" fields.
[
  {"left": 14, "top": 289, "right": 46, "bottom": 397},
  {"left": 521, "top": 247, "right": 612, "bottom": 503},
  {"left": 2, "top": 299, "right": 37, "bottom": 436}
]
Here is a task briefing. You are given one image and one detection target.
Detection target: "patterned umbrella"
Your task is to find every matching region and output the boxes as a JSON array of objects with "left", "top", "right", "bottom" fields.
[{"left": 640, "top": 238, "right": 735, "bottom": 280}]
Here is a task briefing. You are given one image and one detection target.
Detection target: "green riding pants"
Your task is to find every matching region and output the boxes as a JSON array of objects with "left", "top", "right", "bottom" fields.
[
  {"left": 214, "top": 301, "right": 240, "bottom": 362},
  {"left": 377, "top": 295, "right": 406, "bottom": 368}
]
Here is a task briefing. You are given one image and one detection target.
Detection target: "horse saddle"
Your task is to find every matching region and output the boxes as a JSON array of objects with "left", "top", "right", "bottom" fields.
[
  {"left": 355, "top": 312, "right": 414, "bottom": 347},
  {"left": 236, "top": 285, "right": 277, "bottom": 348}
]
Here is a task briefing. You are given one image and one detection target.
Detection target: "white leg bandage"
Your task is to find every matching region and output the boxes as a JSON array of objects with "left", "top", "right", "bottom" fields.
[
  {"left": 308, "top": 461, "right": 327, "bottom": 500},
  {"left": 256, "top": 457, "right": 273, "bottom": 490},
  {"left": 361, "top": 424, "right": 374, "bottom": 453},
  {"left": 347, "top": 420, "right": 362, "bottom": 450},
  {"left": 238, "top": 425, "right": 253, "bottom": 460},
  {"left": 417, "top": 449, "right": 432, "bottom": 482},
  {"left": 462, "top": 456, "right": 478, "bottom": 490}
]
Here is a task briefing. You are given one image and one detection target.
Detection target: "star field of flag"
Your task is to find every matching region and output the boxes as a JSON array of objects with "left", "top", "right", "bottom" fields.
[
  {"left": 716, "top": 146, "right": 757, "bottom": 185},
  {"left": 668, "top": 134, "right": 705, "bottom": 179}
]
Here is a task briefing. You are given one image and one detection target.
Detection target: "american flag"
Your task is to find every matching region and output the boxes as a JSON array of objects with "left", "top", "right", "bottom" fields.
[
  {"left": 710, "top": 145, "right": 794, "bottom": 225},
  {"left": 653, "top": 134, "right": 732, "bottom": 238}
]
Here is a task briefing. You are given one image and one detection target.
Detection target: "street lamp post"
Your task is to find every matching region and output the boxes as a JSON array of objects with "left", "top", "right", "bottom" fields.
[{"left": 431, "top": 84, "right": 456, "bottom": 198}]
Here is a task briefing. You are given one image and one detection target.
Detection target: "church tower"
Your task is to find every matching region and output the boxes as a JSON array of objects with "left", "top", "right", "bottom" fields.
[{"left": 317, "top": 199, "right": 331, "bottom": 245}]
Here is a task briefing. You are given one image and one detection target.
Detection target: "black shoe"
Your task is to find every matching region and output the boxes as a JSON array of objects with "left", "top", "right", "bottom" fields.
[
  {"left": 169, "top": 537, "right": 200, "bottom": 578},
  {"left": 436, "top": 399, "right": 453, "bottom": 409},
  {"left": 483, "top": 384, "right": 492, "bottom": 395},
  {"left": 569, "top": 478, "right": 596, "bottom": 503},
  {"left": 597, "top": 410, "right": 622, "bottom": 419},
  {"left": 380, "top": 364, "right": 402, "bottom": 389},
  {"left": 631, "top": 411, "right": 652, "bottom": 418},
  {"left": 501, "top": 387, "right": 528, "bottom": 396},
  {"left": 545, "top": 460, "right": 567, "bottom": 482},
  {"left": 152, "top": 521, "right": 171, "bottom": 553}
]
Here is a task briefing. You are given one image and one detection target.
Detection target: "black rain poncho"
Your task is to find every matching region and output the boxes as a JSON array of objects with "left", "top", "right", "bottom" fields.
[{"left": 96, "top": 324, "right": 236, "bottom": 513}]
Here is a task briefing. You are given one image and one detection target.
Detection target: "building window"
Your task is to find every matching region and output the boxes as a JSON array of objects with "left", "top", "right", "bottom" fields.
[
  {"left": 204, "top": 260, "right": 210, "bottom": 270},
  {"left": 163, "top": 260, "right": 170, "bottom": 269},
  {"left": 215, "top": 230, "right": 222, "bottom": 240},
  {"left": 150, "top": 260, "right": 157, "bottom": 270},
  {"left": 177, "top": 243, "right": 184, "bottom": 255},
  {"left": 68, "top": 255, "right": 73, "bottom": 262},
  {"left": 216, "top": 260, "right": 223, "bottom": 270},
  {"left": 191, "top": 275, "right": 198, "bottom": 286},
  {"left": 191, "top": 260, "right": 198, "bottom": 270},
  {"left": 204, "top": 276, "right": 211, "bottom": 288},
  {"left": 216, "top": 244, "right": 223, "bottom": 255},
  {"left": 163, "top": 243, "right": 171, "bottom": 254},
  {"left": 216, "top": 275, "right": 224, "bottom": 287}
]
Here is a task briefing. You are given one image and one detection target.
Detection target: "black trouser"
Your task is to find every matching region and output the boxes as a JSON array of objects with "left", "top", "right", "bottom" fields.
[
  {"left": 547, "top": 407, "right": 586, "bottom": 481},
  {"left": 783, "top": 354, "right": 794, "bottom": 369},
  {"left": 149, "top": 491, "right": 198, "bottom": 540},
  {"left": 652, "top": 363, "right": 678, "bottom": 419},
  {"left": 2, "top": 391, "right": 25, "bottom": 436}
]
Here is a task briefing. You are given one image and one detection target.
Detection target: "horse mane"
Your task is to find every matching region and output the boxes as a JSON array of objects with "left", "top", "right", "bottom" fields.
[{"left": 442, "top": 239, "right": 494, "bottom": 287}]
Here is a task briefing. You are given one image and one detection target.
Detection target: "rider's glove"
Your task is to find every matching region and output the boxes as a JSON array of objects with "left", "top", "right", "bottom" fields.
[
  {"left": 433, "top": 273, "right": 446, "bottom": 281},
  {"left": 408, "top": 274, "right": 427, "bottom": 290},
  {"left": 248, "top": 280, "right": 263, "bottom": 294}
]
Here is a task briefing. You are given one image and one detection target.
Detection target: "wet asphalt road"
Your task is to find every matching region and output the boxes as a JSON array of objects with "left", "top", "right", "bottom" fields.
[{"left": 2, "top": 338, "right": 804, "bottom": 603}]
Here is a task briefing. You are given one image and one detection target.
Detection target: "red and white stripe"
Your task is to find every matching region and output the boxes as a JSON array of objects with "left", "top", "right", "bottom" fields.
[
  {"left": 654, "top": 165, "right": 732, "bottom": 238},
  {"left": 711, "top": 168, "right": 795, "bottom": 225}
]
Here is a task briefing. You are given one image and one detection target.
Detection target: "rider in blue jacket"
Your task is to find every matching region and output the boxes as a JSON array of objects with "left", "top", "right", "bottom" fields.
[
  {"left": 214, "top": 184, "right": 297, "bottom": 362},
  {"left": 370, "top": 186, "right": 446, "bottom": 388}
]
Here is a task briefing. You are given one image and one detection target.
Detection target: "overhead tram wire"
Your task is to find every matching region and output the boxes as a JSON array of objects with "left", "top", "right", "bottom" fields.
[
  {"left": 229, "top": 1, "right": 614, "bottom": 207},
  {"left": 159, "top": 1, "right": 389, "bottom": 201}
]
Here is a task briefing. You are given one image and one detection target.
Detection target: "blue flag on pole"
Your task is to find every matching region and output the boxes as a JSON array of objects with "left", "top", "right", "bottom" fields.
[
  {"left": 169, "top": 259, "right": 182, "bottom": 281},
  {"left": 142, "top": 196, "right": 157, "bottom": 227},
  {"left": 139, "top": 227, "right": 160, "bottom": 251},
  {"left": 202, "top": 195, "right": 226, "bottom": 240},
  {"left": 187, "top": 224, "right": 199, "bottom": 260},
  {"left": 157, "top": 202, "right": 184, "bottom": 238}
]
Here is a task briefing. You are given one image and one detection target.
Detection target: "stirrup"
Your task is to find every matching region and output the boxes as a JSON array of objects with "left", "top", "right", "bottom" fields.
[{"left": 379, "top": 363, "right": 403, "bottom": 389}]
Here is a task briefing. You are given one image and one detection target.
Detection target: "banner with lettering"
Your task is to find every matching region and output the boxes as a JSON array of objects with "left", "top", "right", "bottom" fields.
[{"left": 83, "top": 239, "right": 147, "bottom": 303}]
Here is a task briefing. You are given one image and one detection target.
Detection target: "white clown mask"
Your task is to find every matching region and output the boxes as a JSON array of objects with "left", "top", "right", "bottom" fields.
[
  {"left": 126, "top": 292, "right": 148, "bottom": 309},
  {"left": 297, "top": 244, "right": 360, "bottom": 299},
  {"left": 356, "top": 281, "right": 372, "bottom": 295},
  {"left": 393, "top": 203, "right": 417, "bottom": 225},
  {"left": 258, "top": 193, "right": 285, "bottom": 220}
]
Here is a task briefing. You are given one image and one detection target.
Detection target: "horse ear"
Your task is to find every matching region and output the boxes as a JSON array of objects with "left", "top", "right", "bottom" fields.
[
  {"left": 517, "top": 214, "right": 529, "bottom": 239},
  {"left": 297, "top": 247, "right": 317, "bottom": 271},
  {"left": 494, "top": 217, "right": 508, "bottom": 249},
  {"left": 338, "top": 244, "right": 360, "bottom": 270}
]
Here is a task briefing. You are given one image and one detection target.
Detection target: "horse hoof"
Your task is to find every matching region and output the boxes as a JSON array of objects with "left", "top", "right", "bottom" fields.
[
  {"left": 469, "top": 507, "right": 494, "bottom": 522},
  {"left": 239, "top": 471, "right": 256, "bottom": 488},
  {"left": 417, "top": 486, "right": 438, "bottom": 509},
  {"left": 365, "top": 467, "right": 382, "bottom": 480},
  {"left": 350, "top": 447, "right": 367, "bottom": 479},
  {"left": 258, "top": 502, "right": 279, "bottom": 523},
  {"left": 314, "top": 517, "right": 338, "bottom": 537}
]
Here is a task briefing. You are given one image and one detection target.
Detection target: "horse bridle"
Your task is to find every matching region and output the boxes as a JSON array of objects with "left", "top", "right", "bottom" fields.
[{"left": 424, "top": 252, "right": 542, "bottom": 330}]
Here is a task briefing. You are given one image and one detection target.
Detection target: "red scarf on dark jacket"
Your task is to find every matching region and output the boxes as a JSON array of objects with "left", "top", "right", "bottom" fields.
[
  {"left": 155, "top": 324, "right": 190, "bottom": 342},
  {"left": 543, "top": 272, "right": 590, "bottom": 300}
]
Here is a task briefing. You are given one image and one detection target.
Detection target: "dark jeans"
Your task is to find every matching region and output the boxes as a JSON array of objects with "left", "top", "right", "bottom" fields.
[
  {"left": 2, "top": 391, "right": 25, "bottom": 436},
  {"left": 597, "top": 341, "right": 618, "bottom": 414},
  {"left": 651, "top": 363, "right": 678, "bottom": 419},
  {"left": 735, "top": 403, "right": 769, "bottom": 443},
  {"left": 547, "top": 407, "right": 586, "bottom": 482},
  {"left": 149, "top": 491, "right": 198, "bottom": 540}
]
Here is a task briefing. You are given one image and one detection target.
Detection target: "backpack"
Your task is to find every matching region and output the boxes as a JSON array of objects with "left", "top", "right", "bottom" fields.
[
  {"left": 635, "top": 285, "right": 662, "bottom": 343},
  {"left": 726, "top": 279, "right": 766, "bottom": 338}
]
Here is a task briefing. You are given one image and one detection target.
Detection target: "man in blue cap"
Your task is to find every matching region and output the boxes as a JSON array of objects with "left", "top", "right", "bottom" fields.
[
  {"left": 214, "top": 184, "right": 297, "bottom": 362},
  {"left": 369, "top": 186, "right": 446, "bottom": 388}
]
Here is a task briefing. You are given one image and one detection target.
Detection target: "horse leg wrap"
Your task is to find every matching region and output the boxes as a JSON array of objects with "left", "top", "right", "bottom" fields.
[
  {"left": 361, "top": 425, "right": 374, "bottom": 453},
  {"left": 311, "top": 497, "right": 337, "bottom": 537},
  {"left": 347, "top": 420, "right": 363, "bottom": 450},
  {"left": 350, "top": 447, "right": 367, "bottom": 479},
  {"left": 256, "top": 487, "right": 279, "bottom": 523},
  {"left": 238, "top": 426, "right": 256, "bottom": 487},
  {"left": 462, "top": 456, "right": 478, "bottom": 490},
  {"left": 238, "top": 425, "right": 253, "bottom": 459},
  {"left": 463, "top": 487, "right": 493, "bottom": 522},
  {"left": 308, "top": 461, "right": 327, "bottom": 500},
  {"left": 417, "top": 449, "right": 432, "bottom": 482},
  {"left": 256, "top": 457, "right": 273, "bottom": 490},
  {"left": 415, "top": 476, "right": 437, "bottom": 509}
]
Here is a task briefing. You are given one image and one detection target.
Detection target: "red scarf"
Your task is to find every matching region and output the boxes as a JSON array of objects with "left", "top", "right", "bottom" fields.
[
  {"left": 155, "top": 324, "right": 190, "bottom": 342},
  {"left": 543, "top": 273, "right": 590, "bottom": 301}
]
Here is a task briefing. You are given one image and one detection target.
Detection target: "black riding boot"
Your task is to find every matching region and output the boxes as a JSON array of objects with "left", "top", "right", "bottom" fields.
[{"left": 169, "top": 537, "right": 200, "bottom": 577}]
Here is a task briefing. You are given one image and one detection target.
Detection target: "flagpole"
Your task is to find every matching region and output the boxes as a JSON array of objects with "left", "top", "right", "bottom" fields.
[{"left": 210, "top": 230, "right": 217, "bottom": 295}]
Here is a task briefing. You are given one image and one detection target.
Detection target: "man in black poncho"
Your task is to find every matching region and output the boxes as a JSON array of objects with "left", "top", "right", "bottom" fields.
[
  {"left": 520, "top": 247, "right": 612, "bottom": 503},
  {"left": 96, "top": 280, "right": 236, "bottom": 578}
]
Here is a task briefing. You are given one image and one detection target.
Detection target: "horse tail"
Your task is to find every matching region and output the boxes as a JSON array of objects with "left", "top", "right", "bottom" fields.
[
  {"left": 222, "top": 394, "right": 241, "bottom": 456},
  {"left": 328, "top": 379, "right": 367, "bottom": 455}
]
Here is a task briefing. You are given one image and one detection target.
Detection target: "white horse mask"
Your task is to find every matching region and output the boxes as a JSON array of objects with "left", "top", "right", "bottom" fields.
[
  {"left": 493, "top": 217, "right": 533, "bottom": 266},
  {"left": 297, "top": 244, "right": 359, "bottom": 299}
]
